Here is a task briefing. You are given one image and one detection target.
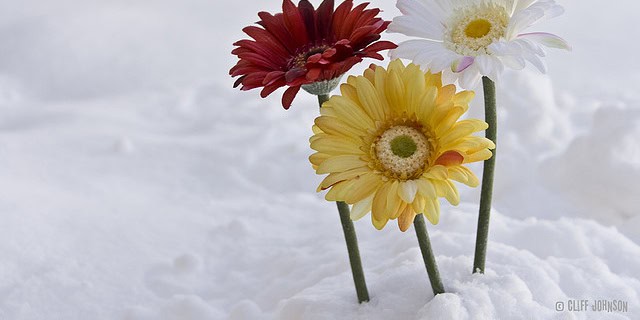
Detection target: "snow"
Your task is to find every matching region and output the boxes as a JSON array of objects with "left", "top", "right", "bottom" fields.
[{"left": 0, "top": 0, "right": 639, "bottom": 319}]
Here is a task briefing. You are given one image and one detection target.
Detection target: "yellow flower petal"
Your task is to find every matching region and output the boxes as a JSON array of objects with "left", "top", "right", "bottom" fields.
[
  {"left": 436, "top": 84, "right": 456, "bottom": 105},
  {"left": 356, "top": 76, "right": 387, "bottom": 121},
  {"left": 351, "top": 194, "right": 374, "bottom": 220},
  {"left": 388, "top": 59, "right": 406, "bottom": 73},
  {"left": 411, "top": 194, "right": 426, "bottom": 214},
  {"left": 309, "top": 60, "right": 493, "bottom": 231},
  {"left": 464, "top": 149, "right": 494, "bottom": 163},
  {"left": 312, "top": 124, "right": 323, "bottom": 135},
  {"left": 385, "top": 68, "right": 405, "bottom": 111},
  {"left": 314, "top": 116, "right": 365, "bottom": 141},
  {"left": 344, "top": 173, "right": 383, "bottom": 204},
  {"left": 310, "top": 135, "right": 363, "bottom": 155},
  {"left": 439, "top": 119, "right": 489, "bottom": 147},
  {"left": 415, "top": 86, "right": 438, "bottom": 124},
  {"left": 318, "top": 166, "right": 372, "bottom": 191},
  {"left": 447, "top": 166, "right": 480, "bottom": 187},
  {"left": 435, "top": 106, "right": 466, "bottom": 136},
  {"left": 386, "top": 180, "right": 403, "bottom": 218},
  {"left": 453, "top": 90, "right": 475, "bottom": 109},
  {"left": 424, "top": 71, "right": 442, "bottom": 89},
  {"left": 416, "top": 176, "right": 437, "bottom": 199},
  {"left": 433, "top": 179, "right": 460, "bottom": 205},
  {"left": 327, "top": 96, "right": 375, "bottom": 130},
  {"left": 316, "top": 155, "right": 368, "bottom": 174},
  {"left": 404, "top": 66, "right": 426, "bottom": 116},
  {"left": 446, "top": 136, "right": 495, "bottom": 154},
  {"left": 423, "top": 199, "right": 441, "bottom": 225},
  {"left": 423, "top": 165, "right": 449, "bottom": 180},
  {"left": 397, "top": 205, "right": 417, "bottom": 232},
  {"left": 339, "top": 83, "right": 361, "bottom": 106},
  {"left": 309, "top": 152, "right": 330, "bottom": 168},
  {"left": 372, "top": 182, "right": 392, "bottom": 229},
  {"left": 363, "top": 66, "right": 376, "bottom": 83}
]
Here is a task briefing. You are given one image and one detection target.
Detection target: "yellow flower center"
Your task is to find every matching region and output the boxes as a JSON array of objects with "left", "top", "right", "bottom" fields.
[
  {"left": 374, "top": 125, "right": 430, "bottom": 179},
  {"left": 464, "top": 19, "right": 492, "bottom": 39},
  {"left": 390, "top": 135, "right": 417, "bottom": 158},
  {"left": 446, "top": 3, "right": 509, "bottom": 56}
]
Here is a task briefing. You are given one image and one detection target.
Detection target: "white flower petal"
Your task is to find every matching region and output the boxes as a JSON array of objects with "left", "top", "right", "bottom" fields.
[
  {"left": 388, "top": 0, "right": 567, "bottom": 81},
  {"left": 398, "top": 180, "right": 419, "bottom": 203},
  {"left": 508, "top": 0, "right": 565, "bottom": 36},
  {"left": 459, "top": 65, "right": 482, "bottom": 89},
  {"left": 513, "top": 0, "right": 537, "bottom": 13},
  {"left": 498, "top": 54, "right": 526, "bottom": 70},
  {"left": 523, "top": 52, "right": 547, "bottom": 73},
  {"left": 428, "top": 50, "right": 460, "bottom": 72},
  {"left": 393, "top": 40, "right": 457, "bottom": 73},
  {"left": 391, "top": 39, "right": 442, "bottom": 59},
  {"left": 452, "top": 56, "right": 474, "bottom": 72},
  {"left": 475, "top": 55, "right": 493, "bottom": 76},
  {"left": 388, "top": 16, "right": 444, "bottom": 40},
  {"left": 480, "top": 55, "right": 504, "bottom": 81},
  {"left": 518, "top": 32, "right": 571, "bottom": 51}
]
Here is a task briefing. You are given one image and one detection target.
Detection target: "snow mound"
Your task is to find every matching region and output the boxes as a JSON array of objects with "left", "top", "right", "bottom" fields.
[{"left": 125, "top": 201, "right": 640, "bottom": 320}]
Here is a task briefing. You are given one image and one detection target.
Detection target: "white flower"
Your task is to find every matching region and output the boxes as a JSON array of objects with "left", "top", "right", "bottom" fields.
[{"left": 388, "top": 0, "right": 571, "bottom": 88}]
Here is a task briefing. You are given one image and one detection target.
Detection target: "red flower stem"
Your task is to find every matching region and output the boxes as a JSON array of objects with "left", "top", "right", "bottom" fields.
[
  {"left": 413, "top": 214, "right": 445, "bottom": 295},
  {"left": 473, "top": 76, "right": 497, "bottom": 274},
  {"left": 318, "top": 94, "right": 370, "bottom": 303}
]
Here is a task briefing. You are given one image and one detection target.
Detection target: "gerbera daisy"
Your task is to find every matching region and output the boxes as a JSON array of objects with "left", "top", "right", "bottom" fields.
[
  {"left": 310, "top": 60, "right": 495, "bottom": 231},
  {"left": 230, "top": 0, "right": 397, "bottom": 109},
  {"left": 388, "top": 0, "right": 571, "bottom": 88}
]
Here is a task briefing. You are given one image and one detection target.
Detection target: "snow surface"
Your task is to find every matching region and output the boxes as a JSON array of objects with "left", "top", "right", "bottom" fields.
[{"left": 0, "top": 0, "right": 639, "bottom": 319}]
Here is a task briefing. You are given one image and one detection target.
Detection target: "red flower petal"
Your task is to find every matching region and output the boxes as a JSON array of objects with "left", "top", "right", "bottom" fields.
[
  {"left": 282, "top": 0, "right": 309, "bottom": 47},
  {"left": 332, "top": 0, "right": 353, "bottom": 38},
  {"left": 298, "top": 0, "right": 317, "bottom": 40},
  {"left": 230, "top": 0, "right": 396, "bottom": 110},
  {"left": 306, "top": 68, "right": 322, "bottom": 81},
  {"left": 307, "top": 53, "right": 323, "bottom": 64},
  {"left": 256, "top": 12, "right": 297, "bottom": 54},
  {"left": 363, "top": 41, "right": 398, "bottom": 53},
  {"left": 260, "top": 78, "right": 287, "bottom": 98},
  {"left": 316, "top": 0, "right": 334, "bottom": 39},
  {"left": 338, "top": 2, "right": 368, "bottom": 39},
  {"left": 233, "top": 75, "right": 246, "bottom": 88},
  {"left": 263, "top": 71, "right": 286, "bottom": 85},
  {"left": 282, "top": 86, "right": 301, "bottom": 109},
  {"left": 285, "top": 68, "right": 307, "bottom": 83}
]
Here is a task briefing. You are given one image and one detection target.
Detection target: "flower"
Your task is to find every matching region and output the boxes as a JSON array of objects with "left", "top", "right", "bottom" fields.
[
  {"left": 310, "top": 60, "right": 495, "bottom": 231},
  {"left": 230, "top": 0, "right": 397, "bottom": 109},
  {"left": 387, "top": 0, "right": 571, "bottom": 88}
]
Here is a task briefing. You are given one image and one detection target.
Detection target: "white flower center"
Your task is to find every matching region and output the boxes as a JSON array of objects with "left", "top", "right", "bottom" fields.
[
  {"left": 375, "top": 126, "right": 430, "bottom": 178},
  {"left": 445, "top": 3, "right": 509, "bottom": 56}
]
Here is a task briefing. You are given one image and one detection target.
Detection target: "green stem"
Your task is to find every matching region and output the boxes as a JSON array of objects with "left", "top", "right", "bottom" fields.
[
  {"left": 472, "top": 76, "right": 497, "bottom": 274},
  {"left": 318, "top": 94, "right": 370, "bottom": 303},
  {"left": 413, "top": 214, "right": 445, "bottom": 295}
]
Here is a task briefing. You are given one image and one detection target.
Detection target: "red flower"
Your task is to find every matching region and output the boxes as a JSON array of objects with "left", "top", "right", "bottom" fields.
[{"left": 230, "top": 0, "right": 397, "bottom": 109}]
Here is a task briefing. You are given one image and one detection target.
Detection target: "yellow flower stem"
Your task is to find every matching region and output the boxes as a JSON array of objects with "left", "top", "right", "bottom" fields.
[
  {"left": 413, "top": 214, "right": 445, "bottom": 295},
  {"left": 318, "top": 94, "right": 370, "bottom": 303},
  {"left": 473, "top": 76, "right": 497, "bottom": 274}
]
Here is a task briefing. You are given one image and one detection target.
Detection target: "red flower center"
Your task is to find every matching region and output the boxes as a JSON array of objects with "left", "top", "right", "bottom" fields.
[{"left": 291, "top": 45, "right": 331, "bottom": 69}]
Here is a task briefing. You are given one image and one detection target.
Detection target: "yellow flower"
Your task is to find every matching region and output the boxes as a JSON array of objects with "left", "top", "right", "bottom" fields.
[{"left": 310, "top": 59, "right": 495, "bottom": 231}]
